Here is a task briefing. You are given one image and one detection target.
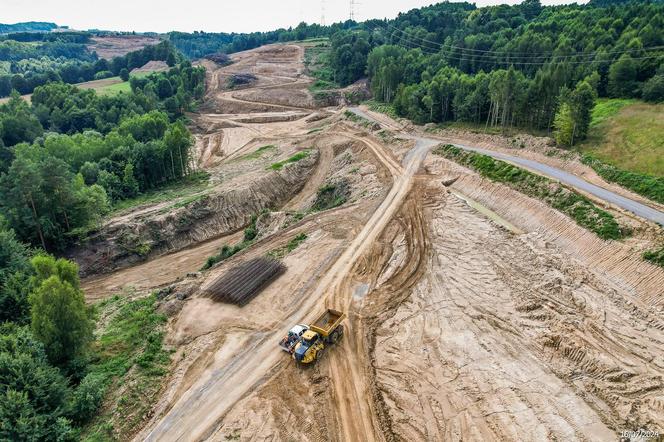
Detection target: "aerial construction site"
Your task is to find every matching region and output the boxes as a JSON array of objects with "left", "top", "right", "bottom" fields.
[{"left": 74, "top": 43, "right": 664, "bottom": 441}]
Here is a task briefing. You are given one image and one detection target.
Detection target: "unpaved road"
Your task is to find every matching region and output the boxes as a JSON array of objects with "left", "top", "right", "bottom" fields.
[
  {"left": 89, "top": 42, "right": 664, "bottom": 442},
  {"left": 349, "top": 107, "right": 664, "bottom": 226},
  {"left": 141, "top": 129, "right": 436, "bottom": 442}
]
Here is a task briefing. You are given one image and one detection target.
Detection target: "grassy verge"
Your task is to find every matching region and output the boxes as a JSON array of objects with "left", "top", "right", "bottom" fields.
[
  {"left": 82, "top": 294, "right": 170, "bottom": 441},
  {"left": 343, "top": 110, "right": 375, "bottom": 128},
  {"left": 267, "top": 233, "right": 308, "bottom": 259},
  {"left": 643, "top": 247, "right": 664, "bottom": 267},
  {"left": 238, "top": 144, "right": 276, "bottom": 161},
  {"left": 434, "top": 144, "right": 628, "bottom": 241},
  {"left": 110, "top": 171, "right": 210, "bottom": 214},
  {"left": 588, "top": 98, "right": 636, "bottom": 128},
  {"left": 581, "top": 155, "right": 664, "bottom": 205},
  {"left": 269, "top": 150, "right": 311, "bottom": 171}
]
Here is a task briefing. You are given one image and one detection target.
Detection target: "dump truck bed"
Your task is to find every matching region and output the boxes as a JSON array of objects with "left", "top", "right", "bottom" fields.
[{"left": 309, "top": 309, "right": 345, "bottom": 337}]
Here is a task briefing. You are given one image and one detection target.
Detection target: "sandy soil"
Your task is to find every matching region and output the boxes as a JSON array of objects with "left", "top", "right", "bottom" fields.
[
  {"left": 366, "top": 180, "right": 663, "bottom": 440},
  {"left": 76, "top": 42, "right": 664, "bottom": 442},
  {"left": 87, "top": 35, "right": 160, "bottom": 59},
  {"left": 81, "top": 230, "right": 243, "bottom": 302}
]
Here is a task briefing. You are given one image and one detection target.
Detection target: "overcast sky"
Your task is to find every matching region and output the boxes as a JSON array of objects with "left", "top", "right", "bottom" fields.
[{"left": 2, "top": 0, "right": 583, "bottom": 34}]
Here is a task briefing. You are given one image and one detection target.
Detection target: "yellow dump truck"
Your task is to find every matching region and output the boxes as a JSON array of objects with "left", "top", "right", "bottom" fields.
[{"left": 292, "top": 309, "right": 345, "bottom": 364}]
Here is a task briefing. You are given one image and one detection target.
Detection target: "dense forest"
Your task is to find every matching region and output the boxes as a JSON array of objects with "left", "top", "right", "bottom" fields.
[
  {"left": 167, "top": 22, "right": 349, "bottom": 58},
  {"left": 0, "top": 35, "right": 203, "bottom": 436},
  {"left": 167, "top": 1, "right": 663, "bottom": 145},
  {"left": 0, "top": 62, "right": 204, "bottom": 251},
  {"left": 326, "top": 0, "right": 664, "bottom": 145},
  {"left": 0, "top": 34, "right": 181, "bottom": 97},
  {"left": 0, "top": 21, "right": 59, "bottom": 34}
]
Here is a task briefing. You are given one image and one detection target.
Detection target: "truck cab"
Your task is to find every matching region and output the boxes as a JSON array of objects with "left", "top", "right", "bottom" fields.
[
  {"left": 279, "top": 324, "right": 309, "bottom": 353},
  {"left": 293, "top": 330, "right": 324, "bottom": 363}
]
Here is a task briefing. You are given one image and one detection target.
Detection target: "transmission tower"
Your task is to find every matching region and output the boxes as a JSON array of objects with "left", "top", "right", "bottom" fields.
[
  {"left": 349, "top": 0, "right": 359, "bottom": 21},
  {"left": 321, "top": 0, "right": 326, "bottom": 26}
]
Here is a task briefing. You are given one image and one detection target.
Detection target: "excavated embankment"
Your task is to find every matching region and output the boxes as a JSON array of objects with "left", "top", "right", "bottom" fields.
[{"left": 72, "top": 152, "right": 318, "bottom": 277}]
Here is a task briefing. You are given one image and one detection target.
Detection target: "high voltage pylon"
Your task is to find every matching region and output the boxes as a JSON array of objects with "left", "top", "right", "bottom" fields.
[
  {"left": 349, "top": 0, "right": 359, "bottom": 21},
  {"left": 321, "top": 0, "right": 326, "bottom": 26}
]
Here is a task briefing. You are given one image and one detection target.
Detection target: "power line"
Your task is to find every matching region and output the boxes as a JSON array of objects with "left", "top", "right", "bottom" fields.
[
  {"left": 385, "top": 23, "right": 664, "bottom": 62},
  {"left": 387, "top": 29, "right": 663, "bottom": 66},
  {"left": 383, "top": 24, "right": 664, "bottom": 66}
]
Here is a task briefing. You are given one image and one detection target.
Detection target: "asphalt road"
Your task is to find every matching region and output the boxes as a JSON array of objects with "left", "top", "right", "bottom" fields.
[{"left": 349, "top": 107, "right": 664, "bottom": 226}]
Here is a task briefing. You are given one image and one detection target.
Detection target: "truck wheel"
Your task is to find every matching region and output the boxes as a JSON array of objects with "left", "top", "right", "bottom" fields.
[
  {"left": 331, "top": 327, "right": 343, "bottom": 343},
  {"left": 335, "top": 325, "right": 344, "bottom": 342}
]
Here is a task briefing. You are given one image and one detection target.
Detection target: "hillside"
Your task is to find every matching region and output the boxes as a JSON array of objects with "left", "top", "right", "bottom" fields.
[
  {"left": 0, "top": 21, "right": 59, "bottom": 33},
  {"left": 1, "top": 1, "right": 664, "bottom": 441},
  {"left": 580, "top": 99, "right": 664, "bottom": 177}
]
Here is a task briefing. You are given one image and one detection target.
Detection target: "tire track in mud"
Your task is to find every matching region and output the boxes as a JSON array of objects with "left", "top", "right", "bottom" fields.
[
  {"left": 370, "top": 187, "right": 616, "bottom": 440},
  {"left": 130, "top": 44, "right": 664, "bottom": 441},
  {"left": 138, "top": 131, "right": 435, "bottom": 442},
  {"left": 436, "top": 162, "right": 664, "bottom": 308},
  {"left": 360, "top": 179, "right": 664, "bottom": 440},
  {"left": 332, "top": 179, "right": 433, "bottom": 442},
  {"left": 322, "top": 138, "right": 437, "bottom": 442}
]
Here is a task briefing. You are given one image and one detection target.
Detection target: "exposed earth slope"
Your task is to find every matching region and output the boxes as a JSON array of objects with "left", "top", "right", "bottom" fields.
[{"left": 79, "top": 43, "right": 663, "bottom": 442}]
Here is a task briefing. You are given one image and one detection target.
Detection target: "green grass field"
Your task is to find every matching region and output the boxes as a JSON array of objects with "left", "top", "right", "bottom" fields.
[
  {"left": 579, "top": 99, "right": 664, "bottom": 177},
  {"left": 95, "top": 78, "right": 131, "bottom": 95}
]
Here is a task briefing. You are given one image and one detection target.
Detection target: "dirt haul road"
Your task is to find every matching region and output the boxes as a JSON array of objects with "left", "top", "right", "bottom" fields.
[
  {"left": 140, "top": 127, "right": 437, "bottom": 442},
  {"left": 101, "top": 42, "right": 664, "bottom": 442}
]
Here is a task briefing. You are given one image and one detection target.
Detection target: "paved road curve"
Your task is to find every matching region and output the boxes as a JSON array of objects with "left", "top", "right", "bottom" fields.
[{"left": 349, "top": 107, "right": 664, "bottom": 226}]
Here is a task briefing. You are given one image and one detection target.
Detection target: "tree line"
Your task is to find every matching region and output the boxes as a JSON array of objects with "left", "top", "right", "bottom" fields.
[
  {"left": 0, "top": 40, "right": 181, "bottom": 97},
  {"left": 322, "top": 0, "right": 664, "bottom": 146},
  {"left": 167, "top": 20, "right": 358, "bottom": 59},
  {"left": 0, "top": 61, "right": 205, "bottom": 252},
  {"left": 168, "top": 0, "right": 664, "bottom": 146},
  {"left": 0, "top": 46, "right": 204, "bottom": 440},
  {"left": 0, "top": 226, "right": 105, "bottom": 440}
]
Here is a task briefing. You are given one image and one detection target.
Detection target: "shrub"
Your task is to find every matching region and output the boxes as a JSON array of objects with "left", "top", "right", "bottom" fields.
[
  {"left": 119, "top": 68, "right": 129, "bottom": 82},
  {"left": 311, "top": 182, "right": 350, "bottom": 211},
  {"left": 201, "top": 244, "right": 243, "bottom": 270},
  {"left": 642, "top": 75, "right": 664, "bottom": 103},
  {"left": 69, "top": 374, "right": 107, "bottom": 423},
  {"left": 434, "top": 145, "right": 627, "bottom": 241},
  {"left": 93, "top": 70, "right": 113, "bottom": 80},
  {"left": 643, "top": 247, "right": 664, "bottom": 267}
]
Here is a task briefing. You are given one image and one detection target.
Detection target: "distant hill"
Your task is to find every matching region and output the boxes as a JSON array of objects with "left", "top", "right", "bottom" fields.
[{"left": 0, "top": 22, "right": 59, "bottom": 34}]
